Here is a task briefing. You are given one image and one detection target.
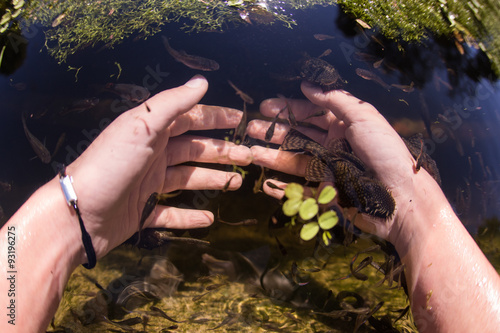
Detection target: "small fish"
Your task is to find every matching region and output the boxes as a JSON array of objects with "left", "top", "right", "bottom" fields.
[
  {"left": 135, "top": 192, "right": 160, "bottom": 246},
  {"left": 313, "top": 34, "right": 335, "bottom": 41},
  {"left": 318, "top": 48, "right": 332, "bottom": 58},
  {"left": 355, "top": 68, "right": 391, "bottom": 91},
  {"left": 162, "top": 36, "right": 219, "bottom": 71},
  {"left": 391, "top": 82, "right": 414, "bottom": 93},
  {"left": 303, "top": 109, "right": 328, "bottom": 121},
  {"left": 277, "top": 95, "right": 297, "bottom": 127},
  {"left": 218, "top": 218, "right": 258, "bottom": 226},
  {"left": 102, "top": 316, "right": 142, "bottom": 331},
  {"left": 150, "top": 306, "right": 183, "bottom": 323},
  {"left": 51, "top": 13, "right": 66, "bottom": 27},
  {"left": 60, "top": 97, "right": 99, "bottom": 115},
  {"left": 21, "top": 114, "right": 51, "bottom": 164},
  {"left": 355, "top": 18, "right": 371, "bottom": 29},
  {"left": 265, "top": 181, "right": 283, "bottom": 190},
  {"left": 228, "top": 80, "right": 254, "bottom": 104},
  {"left": 209, "top": 313, "right": 239, "bottom": 330},
  {"left": 373, "top": 58, "right": 384, "bottom": 68},
  {"left": 205, "top": 283, "right": 227, "bottom": 291},
  {"left": 51, "top": 132, "right": 66, "bottom": 158},
  {"left": 105, "top": 83, "right": 150, "bottom": 103},
  {"left": 233, "top": 102, "right": 248, "bottom": 144},
  {"left": 265, "top": 105, "right": 286, "bottom": 142},
  {"left": 350, "top": 256, "right": 373, "bottom": 281}
]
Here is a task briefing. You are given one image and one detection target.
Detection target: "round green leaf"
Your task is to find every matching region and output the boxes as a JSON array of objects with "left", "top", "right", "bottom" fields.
[
  {"left": 318, "top": 210, "right": 339, "bottom": 230},
  {"left": 283, "top": 198, "right": 302, "bottom": 216},
  {"left": 299, "top": 198, "right": 319, "bottom": 220},
  {"left": 284, "top": 183, "right": 304, "bottom": 200},
  {"left": 318, "top": 185, "right": 337, "bottom": 204},
  {"left": 300, "top": 222, "right": 320, "bottom": 241}
]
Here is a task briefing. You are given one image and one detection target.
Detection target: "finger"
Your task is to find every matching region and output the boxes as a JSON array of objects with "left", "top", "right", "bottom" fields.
[
  {"left": 169, "top": 104, "right": 244, "bottom": 137},
  {"left": 301, "top": 81, "right": 385, "bottom": 126},
  {"left": 149, "top": 206, "right": 214, "bottom": 229},
  {"left": 250, "top": 146, "right": 309, "bottom": 177},
  {"left": 260, "top": 98, "right": 338, "bottom": 130},
  {"left": 166, "top": 136, "right": 253, "bottom": 166},
  {"left": 301, "top": 81, "right": 413, "bottom": 172},
  {"left": 130, "top": 75, "right": 209, "bottom": 134},
  {"left": 262, "top": 179, "right": 287, "bottom": 200},
  {"left": 163, "top": 166, "right": 243, "bottom": 193}
]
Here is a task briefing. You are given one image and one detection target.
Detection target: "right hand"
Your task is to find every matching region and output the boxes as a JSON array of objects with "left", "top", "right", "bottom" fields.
[{"left": 247, "top": 81, "right": 443, "bottom": 246}]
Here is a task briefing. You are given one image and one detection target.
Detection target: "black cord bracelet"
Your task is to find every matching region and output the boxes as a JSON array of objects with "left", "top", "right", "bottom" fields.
[{"left": 58, "top": 166, "right": 97, "bottom": 269}]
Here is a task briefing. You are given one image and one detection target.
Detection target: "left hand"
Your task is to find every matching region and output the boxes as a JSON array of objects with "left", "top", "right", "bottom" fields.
[{"left": 65, "top": 75, "right": 252, "bottom": 259}]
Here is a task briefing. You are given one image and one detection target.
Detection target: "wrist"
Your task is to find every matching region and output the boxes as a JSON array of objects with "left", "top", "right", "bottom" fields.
[
  {"left": 1, "top": 176, "right": 86, "bottom": 331},
  {"left": 389, "top": 170, "right": 451, "bottom": 259},
  {"left": 13, "top": 176, "right": 87, "bottom": 271}
]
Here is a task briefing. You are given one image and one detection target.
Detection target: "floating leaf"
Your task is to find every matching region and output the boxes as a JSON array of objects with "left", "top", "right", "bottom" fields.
[
  {"left": 318, "top": 186, "right": 337, "bottom": 204},
  {"left": 299, "top": 198, "right": 318, "bottom": 220},
  {"left": 284, "top": 183, "right": 304, "bottom": 200},
  {"left": 318, "top": 210, "right": 338, "bottom": 230},
  {"left": 322, "top": 232, "right": 330, "bottom": 246},
  {"left": 283, "top": 198, "right": 302, "bottom": 217},
  {"left": 300, "top": 222, "right": 319, "bottom": 241}
]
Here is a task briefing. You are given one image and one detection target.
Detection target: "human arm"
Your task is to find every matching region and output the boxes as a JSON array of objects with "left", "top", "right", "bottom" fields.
[
  {"left": 246, "top": 81, "right": 500, "bottom": 332},
  {"left": 0, "top": 75, "right": 253, "bottom": 332}
]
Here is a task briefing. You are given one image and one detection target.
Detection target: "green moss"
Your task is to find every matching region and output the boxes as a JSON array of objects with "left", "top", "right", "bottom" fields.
[
  {"left": 50, "top": 239, "right": 417, "bottom": 332},
  {"left": 4, "top": 0, "right": 498, "bottom": 73}
]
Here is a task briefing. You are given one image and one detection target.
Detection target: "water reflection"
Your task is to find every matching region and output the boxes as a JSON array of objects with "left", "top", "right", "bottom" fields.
[{"left": 1, "top": 2, "right": 500, "bottom": 332}]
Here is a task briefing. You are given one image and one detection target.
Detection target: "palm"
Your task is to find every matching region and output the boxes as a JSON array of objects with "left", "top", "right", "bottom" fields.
[
  {"left": 247, "top": 81, "right": 431, "bottom": 241},
  {"left": 65, "top": 78, "right": 252, "bottom": 258}
]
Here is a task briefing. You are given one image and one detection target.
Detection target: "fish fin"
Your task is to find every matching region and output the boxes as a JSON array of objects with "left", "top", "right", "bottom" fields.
[{"left": 306, "top": 157, "right": 333, "bottom": 182}]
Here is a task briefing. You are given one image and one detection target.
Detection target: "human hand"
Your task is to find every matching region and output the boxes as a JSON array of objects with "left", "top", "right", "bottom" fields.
[
  {"left": 65, "top": 75, "right": 252, "bottom": 260},
  {"left": 247, "top": 81, "right": 442, "bottom": 245}
]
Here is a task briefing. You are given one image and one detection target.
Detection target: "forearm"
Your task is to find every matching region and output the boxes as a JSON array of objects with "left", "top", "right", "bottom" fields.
[
  {"left": 0, "top": 177, "right": 85, "bottom": 332},
  {"left": 395, "top": 175, "right": 500, "bottom": 332}
]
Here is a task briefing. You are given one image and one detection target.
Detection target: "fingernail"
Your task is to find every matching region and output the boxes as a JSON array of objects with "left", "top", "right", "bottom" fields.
[{"left": 185, "top": 75, "right": 206, "bottom": 88}]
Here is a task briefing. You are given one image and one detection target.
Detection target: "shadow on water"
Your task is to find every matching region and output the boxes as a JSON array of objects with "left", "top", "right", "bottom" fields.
[{"left": 1, "top": 1, "right": 500, "bottom": 332}]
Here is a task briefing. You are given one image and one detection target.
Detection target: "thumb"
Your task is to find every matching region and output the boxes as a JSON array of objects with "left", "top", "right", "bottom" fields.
[
  {"left": 300, "top": 80, "right": 381, "bottom": 126},
  {"left": 137, "top": 75, "right": 209, "bottom": 134}
]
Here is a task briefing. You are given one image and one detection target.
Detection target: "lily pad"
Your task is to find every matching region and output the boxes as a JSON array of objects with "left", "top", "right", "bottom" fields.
[
  {"left": 318, "top": 185, "right": 337, "bottom": 204},
  {"left": 299, "top": 198, "right": 318, "bottom": 220},
  {"left": 284, "top": 182, "right": 304, "bottom": 200},
  {"left": 283, "top": 197, "right": 302, "bottom": 216},
  {"left": 318, "top": 210, "right": 339, "bottom": 230},
  {"left": 300, "top": 221, "right": 320, "bottom": 241}
]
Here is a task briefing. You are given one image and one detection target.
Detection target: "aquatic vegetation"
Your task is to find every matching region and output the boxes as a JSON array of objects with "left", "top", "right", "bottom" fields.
[
  {"left": 337, "top": 0, "right": 500, "bottom": 74},
  {"left": 283, "top": 183, "right": 339, "bottom": 246},
  {"left": 20, "top": 0, "right": 301, "bottom": 63},
  {"left": 4, "top": 0, "right": 496, "bottom": 73}
]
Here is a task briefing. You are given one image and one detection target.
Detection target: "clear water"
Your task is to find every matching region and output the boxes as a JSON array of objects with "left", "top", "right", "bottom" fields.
[{"left": 1, "top": 2, "right": 499, "bottom": 332}]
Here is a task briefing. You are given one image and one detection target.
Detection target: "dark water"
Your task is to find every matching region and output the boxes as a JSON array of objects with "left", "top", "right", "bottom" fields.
[{"left": 1, "top": 3, "right": 500, "bottom": 331}]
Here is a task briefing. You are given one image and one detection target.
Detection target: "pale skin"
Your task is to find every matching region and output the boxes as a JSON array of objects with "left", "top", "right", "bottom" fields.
[
  {"left": 246, "top": 80, "right": 500, "bottom": 332},
  {"left": 0, "top": 76, "right": 253, "bottom": 332}
]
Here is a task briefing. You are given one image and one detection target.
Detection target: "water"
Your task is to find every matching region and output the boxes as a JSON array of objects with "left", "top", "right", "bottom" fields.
[{"left": 1, "top": 2, "right": 500, "bottom": 332}]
